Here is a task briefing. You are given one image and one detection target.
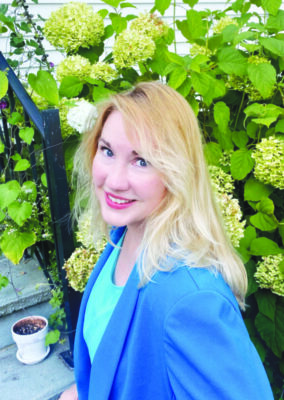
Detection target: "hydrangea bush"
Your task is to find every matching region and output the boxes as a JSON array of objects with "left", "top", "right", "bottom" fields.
[{"left": 1, "top": 0, "right": 284, "bottom": 395}]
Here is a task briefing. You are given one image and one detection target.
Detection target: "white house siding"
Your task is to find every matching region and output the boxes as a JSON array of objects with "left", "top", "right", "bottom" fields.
[{"left": 0, "top": 0, "right": 230, "bottom": 73}]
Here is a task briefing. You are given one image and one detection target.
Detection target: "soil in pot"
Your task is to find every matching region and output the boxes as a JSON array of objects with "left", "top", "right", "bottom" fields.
[{"left": 13, "top": 317, "right": 46, "bottom": 335}]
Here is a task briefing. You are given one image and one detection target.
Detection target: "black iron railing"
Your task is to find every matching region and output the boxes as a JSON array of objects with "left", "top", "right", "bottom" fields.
[{"left": 0, "top": 52, "right": 81, "bottom": 365}]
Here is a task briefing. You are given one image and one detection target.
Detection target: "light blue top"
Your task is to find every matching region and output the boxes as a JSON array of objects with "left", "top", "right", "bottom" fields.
[{"left": 83, "top": 234, "right": 125, "bottom": 362}]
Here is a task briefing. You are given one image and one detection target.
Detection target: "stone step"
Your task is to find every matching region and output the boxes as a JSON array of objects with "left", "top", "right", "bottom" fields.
[
  {"left": 0, "top": 302, "right": 75, "bottom": 400},
  {"left": 0, "top": 255, "right": 52, "bottom": 317},
  {"left": 0, "top": 338, "right": 75, "bottom": 400}
]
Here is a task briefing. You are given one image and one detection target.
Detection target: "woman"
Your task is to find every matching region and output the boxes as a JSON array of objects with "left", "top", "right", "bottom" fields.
[{"left": 60, "top": 82, "right": 273, "bottom": 400}]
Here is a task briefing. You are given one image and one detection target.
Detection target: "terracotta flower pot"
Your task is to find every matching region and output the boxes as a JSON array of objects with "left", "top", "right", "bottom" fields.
[{"left": 11, "top": 315, "right": 50, "bottom": 365}]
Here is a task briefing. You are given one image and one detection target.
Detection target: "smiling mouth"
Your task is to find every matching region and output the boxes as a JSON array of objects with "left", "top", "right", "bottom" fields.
[
  {"left": 108, "top": 194, "right": 134, "bottom": 204},
  {"left": 105, "top": 192, "right": 135, "bottom": 209}
]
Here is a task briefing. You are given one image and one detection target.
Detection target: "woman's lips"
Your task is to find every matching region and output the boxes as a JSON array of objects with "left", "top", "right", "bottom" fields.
[{"left": 105, "top": 192, "right": 135, "bottom": 209}]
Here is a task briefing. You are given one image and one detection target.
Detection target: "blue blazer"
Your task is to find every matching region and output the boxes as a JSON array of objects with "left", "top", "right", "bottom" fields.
[{"left": 74, "top": 227, "right": 273, "bottom": 400}]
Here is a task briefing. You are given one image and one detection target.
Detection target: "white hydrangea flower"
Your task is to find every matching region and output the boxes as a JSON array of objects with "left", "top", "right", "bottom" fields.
[{"left": 67, "top": 99, "right": 97, "bottom": 133}]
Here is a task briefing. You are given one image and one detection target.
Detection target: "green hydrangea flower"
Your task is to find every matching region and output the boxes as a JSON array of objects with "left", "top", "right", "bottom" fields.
[
  {"left": 130, "top": 13, "right": 168, "bottom": 40},
  {"left": 254, "top": 254, "right": 284, "bottom": 296},
  {"left": 44, "top": 2, "right": 104, "bottom": 53},
  {"left": 63, "top": 247, "right": 99, "bottom": 292},
  {"left": 248, "top": 55, "right": 271, "bottom": 65},
  {"left": 90, "top": 62, "right": 117, "bottom": 83},
  {"left": 113, "top": 30, "right": 155, "bottom": 69},
  {"left": 252, "top": 136, "right": 284, "bottom": 190},
  {"left": 190, "top": 43, "right": 215, "bottom": 57},
  {"left": 59, "top": 97, "right": 77, "bottom": 139},
  {"left": 213, "top": 16, "right": 238, "bottom": 34},
  {"left": 209, "top": 166, "right": 245, "bottom": 247},
  {"left": 56, "top": 55, "right": 91, "bottom": 82}
]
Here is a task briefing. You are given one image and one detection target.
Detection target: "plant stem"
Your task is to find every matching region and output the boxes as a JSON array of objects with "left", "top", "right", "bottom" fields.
[
  {"left": 173, "top": 0, "right": 177, "bottom": 53},
  {"left": 234, "top": 90, "right": 245, "bottom": 131}
]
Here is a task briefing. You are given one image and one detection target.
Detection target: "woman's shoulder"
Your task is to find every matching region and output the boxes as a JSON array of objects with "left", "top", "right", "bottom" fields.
[{"left": 140, "top": 264, "right": 240, "bottom": 315}]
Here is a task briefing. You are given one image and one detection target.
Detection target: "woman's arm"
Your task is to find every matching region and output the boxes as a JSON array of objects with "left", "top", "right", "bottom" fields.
[
  {"left": 164, "top": 290, "right": 274, "bottom": 400},
  {"left": 59, "top": 384, "right": 78, "bottom": 400}
]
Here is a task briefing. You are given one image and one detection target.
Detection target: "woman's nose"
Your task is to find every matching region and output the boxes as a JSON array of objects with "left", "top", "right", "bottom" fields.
[{"left": 105, "top": 162, "right": 130, "bottom": 191}]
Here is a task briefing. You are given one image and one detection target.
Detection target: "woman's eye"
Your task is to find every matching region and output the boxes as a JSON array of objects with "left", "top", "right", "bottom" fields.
[
  {"left": 135, "top": 158, "right": 148, "bottom": 167},
  {"left": 101, "top": 146, "right": 113, "bottom": 157}
]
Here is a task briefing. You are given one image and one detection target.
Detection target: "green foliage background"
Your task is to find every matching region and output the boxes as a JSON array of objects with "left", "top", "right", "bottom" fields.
[{"left": 0, "top": 0, "right": 284, "bottom": 396}]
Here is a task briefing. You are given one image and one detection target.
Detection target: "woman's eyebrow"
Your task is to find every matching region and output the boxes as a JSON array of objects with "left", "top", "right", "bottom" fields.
[
  {"left": 99, "top": 137, "right": 139, "bottom": 156},
  {"left": 98, "top": 138, "right": 111, "bottom": 147}
]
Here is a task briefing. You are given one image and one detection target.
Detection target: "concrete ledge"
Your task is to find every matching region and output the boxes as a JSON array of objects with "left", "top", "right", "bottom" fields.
[{"left": 0, "top": 256, "right": 52, "bottom": 317}]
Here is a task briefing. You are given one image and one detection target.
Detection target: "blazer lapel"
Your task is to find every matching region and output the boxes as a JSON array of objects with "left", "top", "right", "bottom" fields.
[{"left": 88, "top": 263, "right": 140, "bottom": 400}]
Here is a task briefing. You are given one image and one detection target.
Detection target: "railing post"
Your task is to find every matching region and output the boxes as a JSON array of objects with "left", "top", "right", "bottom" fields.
[{"left": 41, "top": 109, "right": 81, "bottom": 358}]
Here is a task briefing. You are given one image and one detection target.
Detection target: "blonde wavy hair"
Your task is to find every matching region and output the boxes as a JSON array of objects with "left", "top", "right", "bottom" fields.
[{"left": 73, "top": 81, "right": 247, "bottom": 309}]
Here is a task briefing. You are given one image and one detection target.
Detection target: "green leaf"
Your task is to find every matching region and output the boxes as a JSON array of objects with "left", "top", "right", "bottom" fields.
[
  {"left": 21, "top": 181, "right": 37, "bottom": 202},
  {"left": 0, "top": 140, "right": 4, "bottom": 154},
  {"left": 244, "top": 103, "right": 284, "bottom": 128},
  {"left": 214, "top": 102, "right": 230, "bottom": 133},
  {"left": 230, "top": 149, "right": 254, "bottom": 180},
  {"left": 101, "top": 0, "right": 120, "bottom": 7},
  {"left": 185, "top": 9, "right": 207, "bottom": 40},
  {"left": 45, "top": 329, "right": 60, "bottom": 346},
  {"left": 255, "top": 302, "right": 284, "bottom": 358},
  {"left": 7, "top": 112, "right": 23, "bottom": 125},
  {"left": 59, "top": 77, "right": 83, "bottom": 98},
  {"left": 0, "top": 71, "right": 8, "bottom": 99},
  {"left": 213, "top": 127, "right": 233, "bottom": 151},
  {"left": 192, "top": 72, "right": 226, "bottom": 106},
  {"left": 176, "top": 77, "right": 192, "bottom": 97},
  {"left": 245, "top": 260, "right": 258, "bottom": 296},
  {"left": 266, "top": 10, "right": 284, "bottom": 32},
  {"left": 275, "top": 119, "right": 284, "bottom": 133},
  {"left": 244, "top": 178, "right": 273, "bottom": 201},
  {"left": 14, "top": 159, "right": 30, "bottom": 172},
  {"left": 250, "top": 237, "right": 283, "bottom": 256},
  {"left": 182, "top": 0, "right": 198, "bottom": 7},
  {"left": 256, "top": 198, "right": 274, "bottom": 215},
  {"left": 155, "top": 0, "right": 171, "bottom": 15},
  {"left": 19, "top": 127, "right": 34, "bottom": 145},
  {"left": 203, "top": 142, "right": 222, "bottom": 166},
  {"left": 168, "top": 67, "right": 187, "bottom": 89},
  {"left": 176, "top": 19, "right": 191, "bottom": 41},
  {"left": 232, "top": 130, "right": 248, "bottom": 148},
  {"left": 8, "top": 201, "right": 33, "bottom": 227},
  {"left": 222, "top": 24, "right": 239, "bottom": 43},
  {"left": 93, "top": 86, "right": 114, "bottom": 103},
  {"left": 0, "top": 230, "right": 36, "bottom": 264},
  {"left": 250, "top": 213, "right": 278, "bottom": 231},
  {"left": 255, "top": 290, "right": 276, "bottom": 322},
  {"left": 109, "top": 13, "right": 127, "bottom": 33},
  {"left": 260, "top": 37, "right": 284, "bottom": 57},
  {"left": 41, "top": 173, "right": 47, "bottom": 187},
  {"left": 261, "top": 0, "right": 281, "bottom": 16},
  {"left": 218, "top": 47, "right": 247, "bottom": 76},
  {"left": 28, "top": 71, "right": 59, "bottom": 106},
  {"left": 0, "top": 274, "right": 9, "bottom": 290},
  {"left": 120, "top": 2, "right": 136, "bottom": 8},
  {"left": 0, "top": 180, "right": 21, "bottom": 208},
  {"left": 246, "top": 121, "right": 258, "bottom": 139},
  {"left": 279, "top": 219, "right": 284, "bottom": 246},
  {"left": 248, "top": 63, "right": 276, "bottom": 99},
  {"left": 237, "top": 226, "right": 256, "bottom": 263}
]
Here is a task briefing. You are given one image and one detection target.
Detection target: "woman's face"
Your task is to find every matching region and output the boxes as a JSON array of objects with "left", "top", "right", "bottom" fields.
[{"left": 92, "top": 110, "right": 166, "bottom": 233}]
